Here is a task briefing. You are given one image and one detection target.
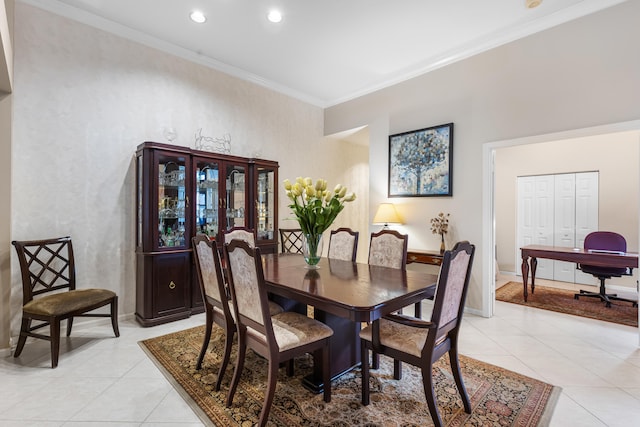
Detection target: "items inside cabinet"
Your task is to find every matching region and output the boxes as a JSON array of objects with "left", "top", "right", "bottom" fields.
[
  {"left": 158, "top": 161, "right": 186, "bottom": 248},
  {"left": 196, "top": 163, "right": 219, "bottom": 238}
]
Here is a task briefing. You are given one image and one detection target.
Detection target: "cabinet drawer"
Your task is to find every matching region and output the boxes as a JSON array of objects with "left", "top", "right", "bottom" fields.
[{"left": 407, "top": 252, "right": 443, "bottom": 266}]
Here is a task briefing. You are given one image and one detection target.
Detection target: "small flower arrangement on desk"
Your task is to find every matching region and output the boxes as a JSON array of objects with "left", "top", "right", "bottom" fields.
[
  {"left": 430, "top": 212, "right": 450, "bottom": 253},
  {"left": 284, "top": 177, "right": 356, "bottom": 267}
]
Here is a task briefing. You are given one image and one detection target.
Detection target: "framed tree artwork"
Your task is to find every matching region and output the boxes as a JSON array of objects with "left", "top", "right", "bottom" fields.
[{"left": 388, "top": 122, "right": 453, "bottom": 197}]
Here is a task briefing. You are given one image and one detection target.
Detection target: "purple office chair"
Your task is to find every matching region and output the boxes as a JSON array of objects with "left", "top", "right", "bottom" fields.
[{"left": 575, "top": 231, "right": 638, "bottom": 308}]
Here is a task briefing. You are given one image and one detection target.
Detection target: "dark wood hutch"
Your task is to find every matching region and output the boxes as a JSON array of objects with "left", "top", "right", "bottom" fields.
[{"left": 135, "top": 141, "right": 278, "bottom": 326}]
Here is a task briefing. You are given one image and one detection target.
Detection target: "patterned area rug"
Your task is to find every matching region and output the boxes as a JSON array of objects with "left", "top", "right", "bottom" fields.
[
  {"left": 140, "top": 325, "right": 560, "bottom": 426},
  {"left": 496, "top": 281, "right": 638, "bottom": 328}
]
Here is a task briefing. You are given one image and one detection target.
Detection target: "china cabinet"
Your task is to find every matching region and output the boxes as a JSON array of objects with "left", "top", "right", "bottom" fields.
[{"left": 135, "top": 141, "right": 278, "bottom": 326}]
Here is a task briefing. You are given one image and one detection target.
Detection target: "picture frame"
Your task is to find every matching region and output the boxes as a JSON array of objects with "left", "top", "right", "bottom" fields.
[{"left": 388, "top": 122, "right": 453, "bottom": 197}]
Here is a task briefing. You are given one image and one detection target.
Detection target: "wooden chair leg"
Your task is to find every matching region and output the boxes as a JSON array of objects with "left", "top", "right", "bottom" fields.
[
  {"left": 449, "top": 349, "right": 471, "bottom": 413},
  {"left": 13, "top": 318, "right": 30, "bottom": 358},
  {"left": 196, "top": 307, "right": 213, "bottom": 370},
  {"left": 111, "top": 296, "right": 120, "bottom": 337},
  {"left": 50, "top": 318, "right": 61, "bottom": 369},
  {"left": 372, "top": 352, "right": 380, "bottom": 369},
  {"left": 361, "top": 341, "right": 370, "bottom": 405},
  {"left": 286, "top": 359, "right": 294, "bottom": 377},
  {"left": 257, "top": 357, "right": 278, "bottom": 427},
  {"left": 215, "top": 326, "right": 234, "bottom": 391},
  {"left": 226, "top": 329, "right": 247, "bottom": 407},
  {"left": 422, "top": 363, "right": 443, "bottom": 427},
  {"left": 414, "top": 301, "right": 422, "bottom": 318},
  {"left": 66, "top": 317, "right": 74, "bottom": 337},
  {"left": 393, "top": 359, "right": 402, "bottom": 379}
]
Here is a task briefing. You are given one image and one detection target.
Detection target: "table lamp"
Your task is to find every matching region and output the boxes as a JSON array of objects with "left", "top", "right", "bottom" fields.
[{"left": 373, "top": 203, "right": 402, "bottom": 229}]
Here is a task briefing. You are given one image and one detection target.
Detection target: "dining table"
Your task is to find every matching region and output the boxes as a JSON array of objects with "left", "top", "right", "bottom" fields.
[{"left": 261, "top": 253, "right": 438, "bottom": 393}]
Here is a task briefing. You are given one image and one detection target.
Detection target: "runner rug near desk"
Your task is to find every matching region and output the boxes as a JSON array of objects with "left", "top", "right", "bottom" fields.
[
  {"left": 140, "top": 325, "right": 560, "bottom": 427},
  {"left": 496, "top": 281, "right": 638, "bottom": 328}
]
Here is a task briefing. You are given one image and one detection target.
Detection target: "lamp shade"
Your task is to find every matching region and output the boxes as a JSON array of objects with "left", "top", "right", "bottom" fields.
[{"left": 373, "top": 203, "right": 402, "bottom": 226}]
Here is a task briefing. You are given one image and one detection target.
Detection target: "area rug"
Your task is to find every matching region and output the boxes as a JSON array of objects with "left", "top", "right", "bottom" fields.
[
  {"left": 496, "top": 281, "right": 638, "bottom": 328},
  {"left": 140, "top": 325, "right": 560, "bottom": 427}
]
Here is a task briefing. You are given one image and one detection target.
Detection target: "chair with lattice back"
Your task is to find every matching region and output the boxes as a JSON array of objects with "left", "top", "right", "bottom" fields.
[
  {"left": 11, "top": 236, "right": 119, "bottom": 368},
  {"left": 279, "top": 228, "right": 304, "bottom": 254}
]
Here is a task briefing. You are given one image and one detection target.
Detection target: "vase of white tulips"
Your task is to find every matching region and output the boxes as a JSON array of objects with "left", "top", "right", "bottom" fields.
[{"left": 284, "top": 177, "right": 356, "bottom": 267}]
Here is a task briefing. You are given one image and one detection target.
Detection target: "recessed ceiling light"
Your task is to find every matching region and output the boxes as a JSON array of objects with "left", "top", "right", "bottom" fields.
[
  {"left": 267, "top": 10, "right": 282, "bottom": 23},
  {"left": 190, "top": 10, "right": 206, "bottom": 24},
  {"left": 525, "top": 0, "right": 542, "bottom": 8}
]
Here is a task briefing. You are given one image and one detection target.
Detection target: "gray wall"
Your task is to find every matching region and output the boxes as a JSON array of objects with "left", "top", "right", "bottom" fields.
[
  {"left": 325, "top": 1, "right": 640, "bottom": 312},
  {"left": 0, "top": 0, "right": 14, "bottom": 353},
  {"left": 5, "top": 3, "right": 369, "bottom": 347}
]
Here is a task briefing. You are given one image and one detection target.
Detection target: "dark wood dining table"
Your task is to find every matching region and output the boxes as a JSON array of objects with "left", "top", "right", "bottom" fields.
[{"left": 261, "top": 253, "right": 438, "bottom": 393}]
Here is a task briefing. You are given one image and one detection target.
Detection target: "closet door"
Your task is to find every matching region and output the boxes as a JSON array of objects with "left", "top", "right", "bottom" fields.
[
  {"left": 517, "top": 171, "right": 599, "bottom": 284},
  {"left": 553, "top": 174, "right": 576, "bottom": 282},
  {"left": 516, "top": 177, "right": 535, "bottom": 276},
  {"left": 575, "top": 171, "right": 599, "bottom": 285},
  {"left": 533, "top": 175, "right": 555, "bottom": 279},
  {"left": 517, "top": 175, "right": 554, "bottom": 280}
]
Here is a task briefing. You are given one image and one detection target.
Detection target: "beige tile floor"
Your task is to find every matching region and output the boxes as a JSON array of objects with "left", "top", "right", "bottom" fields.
[{"left": 1, "top": 282, "right": 639, "bottom": 427}]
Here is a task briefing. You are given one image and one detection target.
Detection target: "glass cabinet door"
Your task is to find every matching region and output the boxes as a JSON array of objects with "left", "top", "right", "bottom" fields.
[
  {"left": 157, "top": 154, "right": 188, "bottom": 249},
  {"left": 255, "top": 166, "right": 276, "bottom": 242},
  {"left": 195, "top": 159, "right": 220, "bottom": 239},
  {"left": 224, "top": 163, "right": 247, "bottom": 231}
]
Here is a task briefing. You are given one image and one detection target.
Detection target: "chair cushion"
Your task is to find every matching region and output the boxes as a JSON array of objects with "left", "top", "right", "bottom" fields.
[
  {"left": 580, "top": 264, "right": 628, "bottom": 277},
  {"left": 222, "top": 300, "right": 283, "bottom": 322},
  {"left": 360, "top": 318, "right": 429, "bottom": 358},
  {"left": 23, "top": 289, "right": 116, "bottom": 317},
  {"left": 271, "top": 311, "right": 333, "bottom": 351}
]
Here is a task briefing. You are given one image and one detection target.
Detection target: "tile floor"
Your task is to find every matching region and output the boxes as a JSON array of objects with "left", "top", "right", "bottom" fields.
[{"left": 1, "top": 284, "right": 639, "bottom": 427}]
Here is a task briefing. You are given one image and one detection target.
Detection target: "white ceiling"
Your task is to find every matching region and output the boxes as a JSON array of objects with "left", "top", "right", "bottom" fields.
[{"left": 24, "top": 0, "right": 625, "bottom": 108}]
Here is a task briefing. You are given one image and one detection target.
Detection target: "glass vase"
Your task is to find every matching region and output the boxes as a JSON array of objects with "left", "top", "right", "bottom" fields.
[
  {"left": 440, "top": 233, "right": 446, "bottom": 254},
  {"left": 303, "top": 233, "right": 323, "bottom": 268}
]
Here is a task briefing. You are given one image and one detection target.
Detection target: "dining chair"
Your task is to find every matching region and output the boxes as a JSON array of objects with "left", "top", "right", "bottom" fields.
[
  {"left": 279, "top": 228, "right": 304, "bottom": 254},
  {"left": 192, "top": 236, "right": 283, "bottom": 386},
  {"left": 368, "top": 229, "right": 408, "bottom": 269},
  {"left": 360, "top": 241, "right": 475, "bottom": 427},
  {"left": 368, "top": 229, "right": 420, "bottom": 314},
  {"left": 223, "top": 226, "right": 256, "bottom": 247},
  {"left": 328, "top": 227, "right": 359, "bottom": 262},
  {"left": 367, "top": 229, "right": 411, "bottom": 368},
  {"left": 575, "top": 231, "right": 638, "bottom": 307},
  {"left": 192, "top": 235, "right": 236, "bottom": 388},
  {"left": 224, "top": 240, "right": 333, "bottom": 427},
  {"left": 11, "top": 236, "right": 119, "bottom": 368}
]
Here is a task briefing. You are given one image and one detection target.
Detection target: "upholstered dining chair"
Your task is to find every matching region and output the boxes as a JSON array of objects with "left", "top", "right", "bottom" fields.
[
  {"left": 368, "top": 229, "right": 408, "bottom": 269},
  {"left": 360, "top": 241, "right": 476, "bottom": 427},
  {"left": 192, "top": 236, "right": 283, "bottom": 388},
  {"left": 223, "top": 226, "right": 256, "bottom": 247},
  {"left": 279, "top": 228, "right": 304, "bottom": 254},
  {"left": 575, "top": 231, "right": 638, "bottom": 307},
  {"left": 11, "top": 236, "right": 119, "bottom": 368},
  {"left": 367, "top": 229, "right": 411, "bottom": 368},
  {"left": 328, "top": 227, "right": 359, "bottom": 262},
  {"left": 368, "top": 229, "right": 419, "bottom": 315},
  {"left": 224, "top": 240, "right": 333, "bottom": 427}
]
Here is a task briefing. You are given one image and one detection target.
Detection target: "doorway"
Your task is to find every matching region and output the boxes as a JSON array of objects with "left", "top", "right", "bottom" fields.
[{"left": 482, "top": 120, "right": 640, "bottom": 332}]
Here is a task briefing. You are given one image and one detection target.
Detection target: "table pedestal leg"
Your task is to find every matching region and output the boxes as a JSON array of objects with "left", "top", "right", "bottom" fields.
[{"left": 302, "top": 309, "right": 361, "bottom": 394}]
